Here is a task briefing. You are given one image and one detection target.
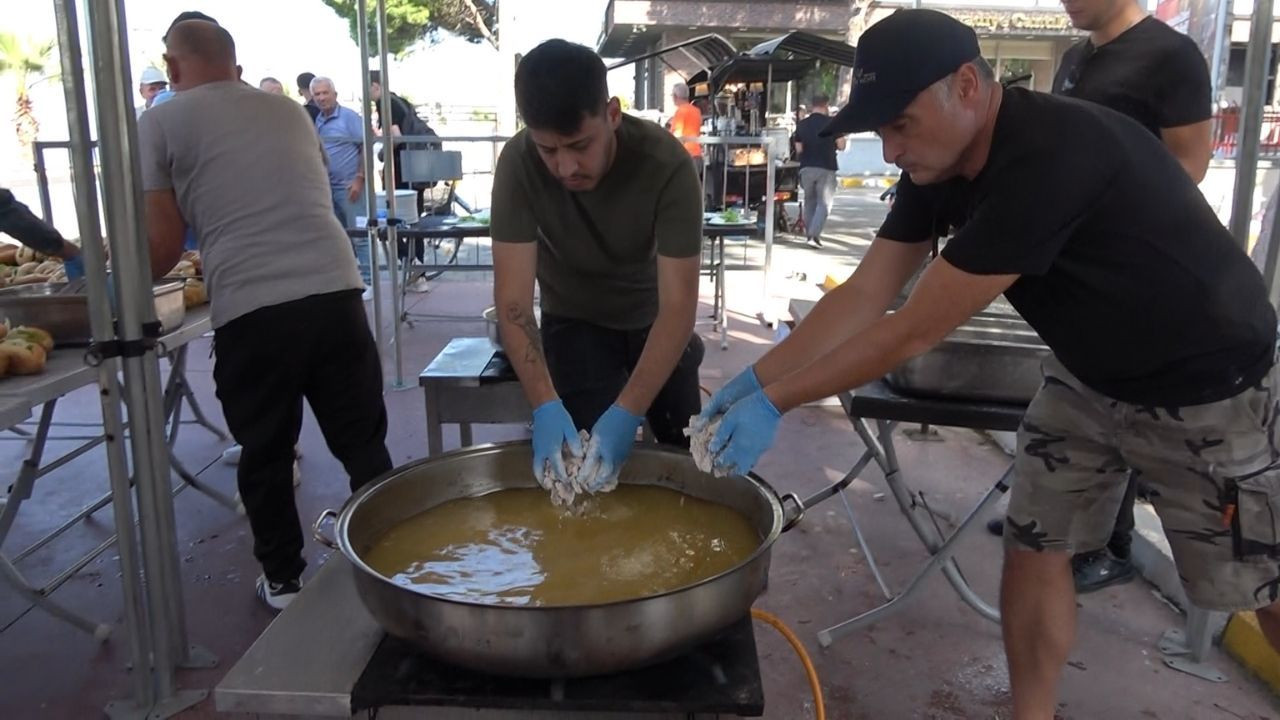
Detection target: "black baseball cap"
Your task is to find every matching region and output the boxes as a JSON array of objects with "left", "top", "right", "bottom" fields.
[{"left": 822, "top": 9, "right": 980, "bottom": 136}]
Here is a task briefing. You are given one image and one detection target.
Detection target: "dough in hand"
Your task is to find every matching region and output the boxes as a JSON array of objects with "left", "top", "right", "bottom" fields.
[{"left": 684, "top": 415, "right": 730, "bottom": 477}]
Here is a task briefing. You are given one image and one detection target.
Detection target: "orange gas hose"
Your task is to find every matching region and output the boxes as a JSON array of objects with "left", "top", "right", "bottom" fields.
[{"left": 751, "top": 607, "right": 826, "bottom": 720}]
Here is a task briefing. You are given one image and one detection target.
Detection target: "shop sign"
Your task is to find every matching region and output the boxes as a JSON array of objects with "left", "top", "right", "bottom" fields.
[{"left": 945, "top": 10, "right": 1075, "bottom": 35}]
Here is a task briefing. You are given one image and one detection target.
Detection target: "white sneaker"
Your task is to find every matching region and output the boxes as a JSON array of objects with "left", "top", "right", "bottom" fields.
[
  {"left": 222, "top": 445, "right": 301, "bottom": 467},
  {"left": 361, "top": 287, "right": 373, "bottom": 301},
  {"left": 255, "top": 574, "right": 302, "bottom": 612},
  {"left": 221, "top": 445, "right": 242, "bottom": 465},
  {"left": 406, "top": 276, "right": 430, "bottom": 293}
]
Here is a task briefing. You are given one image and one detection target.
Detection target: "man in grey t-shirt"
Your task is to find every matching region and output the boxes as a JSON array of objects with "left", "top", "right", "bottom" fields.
[{"left": 139, "top": 20, "right": 391, "bottom": 611}]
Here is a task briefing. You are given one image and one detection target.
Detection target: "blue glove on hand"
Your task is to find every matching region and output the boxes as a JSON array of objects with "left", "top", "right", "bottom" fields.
[
  {"left": 578, "top": 404, "right": 644, "bottom": 492},
  {"left": 531, "top": 399, "right": 584, "bottom": 488},
  {"left": 709, "top": 389, "right": 782, "bottom": 477},
  {"left": 693, "top": 366, "right": 761, "bottom": 430},
  {"left": 62, "top": 254, "right": 85, "bottom": 281}
]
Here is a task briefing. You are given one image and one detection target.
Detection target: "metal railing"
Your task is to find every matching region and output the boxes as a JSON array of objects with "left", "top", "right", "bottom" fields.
[{"left": 1212, "top": 108, "right": 1280, "bottom": 160}]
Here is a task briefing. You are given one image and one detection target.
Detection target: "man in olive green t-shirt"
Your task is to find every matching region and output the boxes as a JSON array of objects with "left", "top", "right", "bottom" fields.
[{"left": 491, "top": 39, "right": 704, "bottom": 490}]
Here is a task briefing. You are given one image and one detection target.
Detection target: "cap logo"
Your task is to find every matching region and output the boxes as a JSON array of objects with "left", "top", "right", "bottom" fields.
[{"left": 854, "top": 68, "right": 877, "bottom": 86}]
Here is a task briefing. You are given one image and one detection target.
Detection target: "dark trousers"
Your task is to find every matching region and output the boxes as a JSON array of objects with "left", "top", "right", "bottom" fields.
[
  {"left": 1108, "top": 474, "right": 1138, "bottom": 559},
  {"left": 213, "top": 290, "right": 392, "bottom": 583},
  {"left": 541, "top": 313, "right": 705, "bottom": 447}
]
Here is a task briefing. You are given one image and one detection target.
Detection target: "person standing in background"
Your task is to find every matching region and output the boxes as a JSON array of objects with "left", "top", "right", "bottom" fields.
[
  {"left": 136, "top": 66, "right": 168, "bottom": 117},
  {"left": 1054, "top": 0, "right": 1213, "bottom": 181},
  {"left": 668, "top": 82, "right": 703, "bottom": 177},
  {"left": 259, "top": 76, "right": 284, "bottom": 95},
  {"left": 311, "top": 76, "right": 372, "bottom": 292},
  {"left": 369, "top": 70, "right": 436, "bottom": 291},
  {"left": 985, "top": 0, "right": 1216, "bottom": 593},
  {"left": 792, "top": 94, "right": 846, "bottom": 247},
  {"left": 297, "top": 71, "right": 320, "bottom": 121}
]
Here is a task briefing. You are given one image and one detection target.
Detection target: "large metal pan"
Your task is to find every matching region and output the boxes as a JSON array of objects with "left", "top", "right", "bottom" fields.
[{"left": 314, "top": 441, "right": 803, "bottom": 678}]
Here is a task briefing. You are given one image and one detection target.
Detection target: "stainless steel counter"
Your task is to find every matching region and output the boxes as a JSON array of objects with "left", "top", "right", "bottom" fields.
[{"left": 215, "top": 555, "right": 382, "bottom": 717}]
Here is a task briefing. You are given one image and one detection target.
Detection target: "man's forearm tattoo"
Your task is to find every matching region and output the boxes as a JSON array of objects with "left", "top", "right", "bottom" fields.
[{"left": 504, "top": 304, "right": 544, "bottom": 366}]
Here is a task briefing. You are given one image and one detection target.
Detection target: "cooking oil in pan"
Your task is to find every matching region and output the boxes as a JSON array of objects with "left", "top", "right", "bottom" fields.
[{"left": 362, "top": 486, "right": 760, "bottom": 606}]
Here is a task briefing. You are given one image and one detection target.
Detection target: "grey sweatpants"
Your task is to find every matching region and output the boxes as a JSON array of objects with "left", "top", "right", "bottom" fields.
[{"left": 799, "top": 167, "right": 837, "bottom": 239}]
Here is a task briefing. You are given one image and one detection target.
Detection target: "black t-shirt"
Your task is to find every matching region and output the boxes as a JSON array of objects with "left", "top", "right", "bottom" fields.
[
  {"left": 1052, "top": 16, "right": 1211, "bottom": 136},
  {"left": 879, "top": 88, "right": 1274, "bottom": 407},
  {"left": 303, "top": 99, "right": 320, "bottom": 122},
  {"left": 793, "top": 112, "right": 839, "bottom": 171}
]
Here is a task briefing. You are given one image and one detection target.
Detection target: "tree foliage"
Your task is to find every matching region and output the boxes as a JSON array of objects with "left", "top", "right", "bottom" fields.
[
  {"left": 320, "top": 0, "right": 497, "bottom": 57},
  {"left": 0, "top": 33, "right": 57, "bottom": 153}
]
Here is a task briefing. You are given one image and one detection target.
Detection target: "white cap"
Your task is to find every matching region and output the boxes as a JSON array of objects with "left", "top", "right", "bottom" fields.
[{"left": 140, "top": 67, "right": 167, "bottom": 86}]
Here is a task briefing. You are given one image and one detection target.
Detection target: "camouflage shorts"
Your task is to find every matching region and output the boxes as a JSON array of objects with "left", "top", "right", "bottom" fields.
[{"left": 1006, "top": 354, "right": 1280, "bottom": 612}]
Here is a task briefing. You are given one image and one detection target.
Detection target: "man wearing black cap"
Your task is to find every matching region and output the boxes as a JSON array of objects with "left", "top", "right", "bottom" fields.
[{"left": 694, "top": 8, "right": 1280, "bottom": 717}]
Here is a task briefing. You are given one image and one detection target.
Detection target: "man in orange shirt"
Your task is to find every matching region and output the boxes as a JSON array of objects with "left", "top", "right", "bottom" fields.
[{"left": 669, "top": 82, "right": 703, "bottom": 177}]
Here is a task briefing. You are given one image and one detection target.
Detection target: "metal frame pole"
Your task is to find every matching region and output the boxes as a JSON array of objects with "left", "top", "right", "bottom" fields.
[
  {"left": 1229, "top": 0, "right": 1275, "bottom": 248},
  {"left": 356, "top": 0, "right": 385, "bottom": 358},
  {"left": 51, "top": 1, "right": 152, "bottom": 712},
  {"left": 376, "top": 0, "right": 406, "bottom": 389},
  {"left": 84, "top": 1, "right": 208, "bottom": 715}
]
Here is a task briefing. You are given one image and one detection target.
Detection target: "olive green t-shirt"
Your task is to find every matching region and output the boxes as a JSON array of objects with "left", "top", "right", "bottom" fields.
[{"left": 490, "top": 114, "right": 703, "bottom": 330}]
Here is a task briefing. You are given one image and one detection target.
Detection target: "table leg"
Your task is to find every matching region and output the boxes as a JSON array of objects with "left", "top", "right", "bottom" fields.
[
  {"left": 718, "top": 236, "right": 728, "bottom": 350},
  {"left": 424, "top": 384, "right": 443, "bottom": 457},
  {"left": 818, "top": 464, "right": 1012, "bottom": 646},
  {"left": 459, "top": 423, "right": 473, "bottom": 448}
]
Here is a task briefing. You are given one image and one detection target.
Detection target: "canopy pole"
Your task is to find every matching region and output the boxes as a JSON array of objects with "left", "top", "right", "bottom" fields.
[
  {"left": 357, "top": 0, "right": 385, "bottom": 362},
  {"left": 52, "top": 1, "right": 152, "bottom": 710},
  {"left": 1229, "top": 0, "right": 1275, "bottom": 248},
  {"left": 84, "top": 0, "right": 210, "bottom": 715},
  {"left": 376, "top": 0, "right": 406, "bottom": 389}
]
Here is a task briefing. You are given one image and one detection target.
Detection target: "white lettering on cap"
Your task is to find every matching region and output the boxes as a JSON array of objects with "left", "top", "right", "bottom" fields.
[{"left": 854, "top": 69, "right": 877, "bottom": 86}]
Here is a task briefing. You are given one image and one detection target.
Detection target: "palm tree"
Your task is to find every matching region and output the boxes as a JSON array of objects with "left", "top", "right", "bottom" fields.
[{"left": 0, "top": 33, "right": 57, "bottom": 158}]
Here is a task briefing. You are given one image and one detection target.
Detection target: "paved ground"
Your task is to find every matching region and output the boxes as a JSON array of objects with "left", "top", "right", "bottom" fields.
[{"left": 0, "top": 189, "right": 1276, "bottom": 719}]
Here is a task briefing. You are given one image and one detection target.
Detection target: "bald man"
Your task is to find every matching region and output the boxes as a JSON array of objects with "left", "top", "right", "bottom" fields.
[{"left": 138, "top": 20, "right": 392, "bottom": 611}]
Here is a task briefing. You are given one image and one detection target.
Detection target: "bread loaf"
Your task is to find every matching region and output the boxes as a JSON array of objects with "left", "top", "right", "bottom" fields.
[
  {"left": 15, "top": 262, "right": 39, "bottom": 277},
  {"left": 0, "top": 339, "right": 46, "bottom": 375},
  {"left": 10, "top": 326, "right": 53, "bottom": 352}
]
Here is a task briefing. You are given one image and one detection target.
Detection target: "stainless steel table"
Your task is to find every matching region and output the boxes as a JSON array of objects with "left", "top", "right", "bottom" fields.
[{"left": 419, "top": 337, "right": 530, "bottom": 457}]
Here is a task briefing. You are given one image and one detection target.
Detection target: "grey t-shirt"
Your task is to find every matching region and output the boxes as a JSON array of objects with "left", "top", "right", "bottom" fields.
[{"left": 138, "top": 80, "right": 362, "bottom": 328}]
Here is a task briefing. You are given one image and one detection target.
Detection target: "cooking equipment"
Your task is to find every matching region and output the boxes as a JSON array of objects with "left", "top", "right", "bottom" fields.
[
  {"left": 313, "top": 441, "right": 804, "bottom": 679},
  {"left": 0, "top": 280, "right": 187, "bottom": 346},
  {"left": 885, "top": 308, "right": 1048, "bottom": 404}
]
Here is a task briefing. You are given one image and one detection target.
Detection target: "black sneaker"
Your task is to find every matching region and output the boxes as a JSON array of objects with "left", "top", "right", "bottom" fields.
[
  {"left": 1072, "top": 551, "right": 1136, "bottom": 594},
  {"left": 256, "top": 574, "right": 303, "bottom": 611}
]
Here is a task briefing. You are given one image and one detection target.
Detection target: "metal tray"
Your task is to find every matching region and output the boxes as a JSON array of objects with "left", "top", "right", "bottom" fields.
[
  {"left": 0, "top": 280, "right": 187, "bottom": 346},
  {"left": 884, "top": 307, "right": 1049, "bottom": 405}
]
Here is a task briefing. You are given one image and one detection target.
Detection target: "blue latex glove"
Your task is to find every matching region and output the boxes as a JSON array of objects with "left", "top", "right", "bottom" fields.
[
  {"left": 62, "top": 254, "right": 84, "bottom": 281},
  {"left": 531, "top": 399, "right": 584, "bottom": 488},
  {"left": 578, "top": 404, "right": 644, "bottom": 492},
  {"left": 708, "top": 390, "right": 782, "bottom": 477},
  {"left": 693, "top": 366, "right": 761, "bottom": 430}
]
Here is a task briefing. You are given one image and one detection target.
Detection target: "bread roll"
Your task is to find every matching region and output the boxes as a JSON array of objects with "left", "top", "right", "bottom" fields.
[
  {"left": 10, "top": 326, "right": 53, "bottom": 352},
  {"left": 0, "top": 339, "right": 46, "bottom": 375},
  {"left": 182, "top": 279, "right": 208, "bottom": 307},
  {"left": 15, "top": 246, "right": 35, "bottom": 265},
  {"left": 0, "top": 352, "right": 11, "bottom": 378},
  {"left": 34, "top": 260, "right": 62, "bottom": 277},
  {"left": 0, "top": 247, "right": 18, "bottom": 265}
]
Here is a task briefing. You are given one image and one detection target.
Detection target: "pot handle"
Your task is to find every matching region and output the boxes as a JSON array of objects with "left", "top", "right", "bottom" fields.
[
  {"left": 312, "top": 509, "right": 339, "bottom": 549},
  {"left": 779, "top": 492, "right": 806, "bottom": 532}
]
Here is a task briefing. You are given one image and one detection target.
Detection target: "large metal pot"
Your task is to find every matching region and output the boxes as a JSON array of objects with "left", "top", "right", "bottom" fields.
[{"left": 314, "top": 441, "right": 803, "bottom": 678}]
